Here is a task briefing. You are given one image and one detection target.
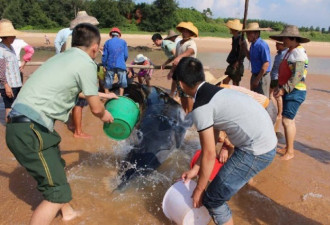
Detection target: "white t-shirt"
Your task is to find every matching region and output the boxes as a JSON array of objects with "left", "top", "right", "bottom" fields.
[
  {"left": 12, "top": 38, "right": 28, "bottom": 66},
  {"left": 193, "top": 82, "right": 277, "bottom": 155},
  {"left": 176, "top": 38, "right": 197, "bottom": 58}
]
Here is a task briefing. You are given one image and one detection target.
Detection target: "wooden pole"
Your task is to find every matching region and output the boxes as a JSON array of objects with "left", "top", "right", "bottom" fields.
[
  {"left": 241, "top": 0, "right": 249, "bottom": 39},
  {"left": 26, "top": 62, "right": 209, "bottom": 70}
]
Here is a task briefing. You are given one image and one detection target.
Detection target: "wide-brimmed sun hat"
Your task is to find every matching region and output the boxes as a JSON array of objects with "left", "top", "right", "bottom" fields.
[
  {"left": 176, "top": 22, "right": 198, "bottom": 37},
  {"left": 109, "top": 27, "right": 121, "bottom": 37},
  {"left": 241, "top": 22, "right": 268, "bottom": 32},
  {"left": 164, "top": 30, "right": 179, "bottom": 40},
  {"left": 70, "top": 11, "right": 99, "bottom": 29},
  {"left": 134, "top": 54, "right": 147, "bottom": 63},
  {"left": 269, "top": 25, "right": 310, "bottom": 43},
  {"left": 225, "top": 19, "right": 243, "bottom": 31},
  {"left": 204, "top": 71, "right": 228, "bottom": 85},
  {"left": 0, "top": 19, "right": 21, "bottom": 37}
]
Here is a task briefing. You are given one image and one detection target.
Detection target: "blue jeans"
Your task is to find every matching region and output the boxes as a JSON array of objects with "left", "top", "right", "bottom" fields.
[
  {"left": 202, "top": 148, "right": 275, "bottom": 224},
  {"left": 104, "top": 68, "right": 127, "bottom": 89},
  {"left": 282, "top": 89, "right": 306, "bottom": 119}
]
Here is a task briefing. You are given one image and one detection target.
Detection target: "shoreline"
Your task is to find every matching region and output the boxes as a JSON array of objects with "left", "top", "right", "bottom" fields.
[{"left": 20, "top": 32, "right": 330, "bottom": 58}]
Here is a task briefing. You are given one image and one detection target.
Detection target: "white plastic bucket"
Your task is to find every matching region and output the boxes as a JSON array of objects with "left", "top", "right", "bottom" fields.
[{"left": 162, "top": 180, "right": 211, "bottom": 225}]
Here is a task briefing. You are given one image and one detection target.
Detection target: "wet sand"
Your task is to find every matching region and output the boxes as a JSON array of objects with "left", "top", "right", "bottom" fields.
[{"left": 0, "top": 33, "right": 329, "bottom": 224}]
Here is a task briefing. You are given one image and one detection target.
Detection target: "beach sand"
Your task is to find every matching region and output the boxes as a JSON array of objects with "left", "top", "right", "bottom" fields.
[{"left": 0, "top": 33, "right": 329, "bottom": 224}]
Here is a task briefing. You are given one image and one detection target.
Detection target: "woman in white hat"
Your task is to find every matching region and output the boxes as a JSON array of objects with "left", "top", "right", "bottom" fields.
[
  {"left": 127, "top": 53, "right": 153, "bottom": 86},
  {"left": 223, "top": 19, "right": 246, "bottom": 86},
  {"left": 169, "top": 21, "right": 198, "bottom": 114},
  {"left": 0, "top": 19, "right": 22, "bottom": 122},
  {"left": 270, "top": 25, "right": 310, "bottom": 160}
]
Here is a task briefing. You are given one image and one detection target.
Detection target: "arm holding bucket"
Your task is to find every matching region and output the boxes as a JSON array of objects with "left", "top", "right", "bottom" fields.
[
  {"left": 86, "top": 95, "right": 114, "bottom": 123},
  {"left": 192, "top": 127, "right": 216, "bottom": 208}
]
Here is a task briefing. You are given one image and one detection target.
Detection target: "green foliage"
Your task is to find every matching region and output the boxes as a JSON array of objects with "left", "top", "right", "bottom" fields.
[
  {"left": 0, "top": 0, "right": 329, "bottom": 42},
  {"left": 88, "top": 0, "right": 125, "bottom": 28},
  {"left": 175, "top": 8, "right": 205, "bottom": 23},
  {"left": 137, "top": 0, "right": 178, "bottom": 32}
]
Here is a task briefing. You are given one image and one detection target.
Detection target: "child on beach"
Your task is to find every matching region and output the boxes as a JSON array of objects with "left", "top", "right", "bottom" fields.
[
  {"left": 127, "top": 54, "right": 153, "bottom": 86},
  {"left": 6, "top": 23, "right": 116, "bottom": 225},
  {"left": 0, "top": 19, "right": 22, "bottom": 122},
  {"left": 176, "top": 57, "right": 276, "bottom": 225},
  {"left": 270, "top": 41, "right": 288, "bottom": 137}
]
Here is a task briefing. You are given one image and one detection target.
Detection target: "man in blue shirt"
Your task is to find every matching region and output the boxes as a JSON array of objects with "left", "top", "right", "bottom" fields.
[
  {"left": 102, "top": 27, "right": 128, "bottom": 96},
  {"left": 242, "top": 23, "right": 271, "bottom": 97}
]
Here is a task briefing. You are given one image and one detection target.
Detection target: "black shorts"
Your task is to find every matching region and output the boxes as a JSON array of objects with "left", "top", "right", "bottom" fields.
[
  {"left": 270, "top": 79, "right": 279, "bottom": 89},
  {"left": 225, "top": 63, "right": 244, "bottom": 83},
  {"left": 0, "top": 87, "right": 21, "bottom": 108},
  {"left": 75, "top": 98, "right": 88, "bottom": 107}
]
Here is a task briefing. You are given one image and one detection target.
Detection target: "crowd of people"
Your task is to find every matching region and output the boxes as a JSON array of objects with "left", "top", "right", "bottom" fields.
[{"left": 0, "top": 10, "right": 310, "bottom": 225}]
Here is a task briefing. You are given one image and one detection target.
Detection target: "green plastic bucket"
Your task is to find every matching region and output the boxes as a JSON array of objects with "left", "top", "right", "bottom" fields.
[{"left": 103, "top": 96, "right": 140, "bottom": 140}]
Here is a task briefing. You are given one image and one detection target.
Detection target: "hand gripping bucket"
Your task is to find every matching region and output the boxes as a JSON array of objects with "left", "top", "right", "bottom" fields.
[
  {"left": 162, "top": 180, "right": 211, "bottom": 225},
  {"left": 103, "top": 96, "right": 140, "bottom": 140}
]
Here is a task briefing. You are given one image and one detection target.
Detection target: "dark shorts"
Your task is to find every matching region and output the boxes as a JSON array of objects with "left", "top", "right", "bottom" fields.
[
  {"left": 6, "top": 120, "right": 72, "bottom": 203},
  {"left": 282, "top": 89, "right": 306, "bottom": 119},
  {"left": 75, "top": 97, "right": 88, "bottom": 107},
  {"left": 270, "top": 79, "right": 278, "bottom": 89},
  {"left": 0, "top": 87, "right": 21, "bottom": 108},
  {"left": 225, "top": 63, "right": 244, "bottom": 83}
]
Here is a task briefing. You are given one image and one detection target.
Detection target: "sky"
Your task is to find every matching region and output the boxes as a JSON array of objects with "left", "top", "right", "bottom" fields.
[{"left": 134, "top": 0, "right": 330, "bottom": 29}]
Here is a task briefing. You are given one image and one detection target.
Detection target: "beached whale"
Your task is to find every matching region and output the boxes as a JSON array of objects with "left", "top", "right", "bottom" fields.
[{"left": 116, "top": 83, "right": 192, "bottom": 189}]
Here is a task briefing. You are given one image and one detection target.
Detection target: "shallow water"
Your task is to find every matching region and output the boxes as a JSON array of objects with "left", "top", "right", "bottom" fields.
[
  {"left": 30, "top": 49, "right": 330, "bottom": 75},
  {"left": 65, "top": 129, "right": 201, "bottom": 225}
]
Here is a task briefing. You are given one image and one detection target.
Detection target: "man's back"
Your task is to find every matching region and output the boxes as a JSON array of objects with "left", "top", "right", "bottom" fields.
[
  {"left": 102, "top": 37, "right": 128, "bottom": 70},
  {"left": 193, "top": 82, "right": 277, "bottom": 155}
]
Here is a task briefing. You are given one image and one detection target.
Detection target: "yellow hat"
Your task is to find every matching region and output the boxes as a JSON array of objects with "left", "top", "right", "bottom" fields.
[
  {"left": 225, "top": 19, "right": 243, "bottom": 31},
  {"left": 176, "top": 22, "right": 198, "bottom": 37},
  {"left": 242, "top": 22, "right": 268, "bottom": 32},
  {"left": 204, "top": 71, "right": 228, "bottom": 85},
  {"left": 0, "top": 19, "right": 21, "bottom": 37}
]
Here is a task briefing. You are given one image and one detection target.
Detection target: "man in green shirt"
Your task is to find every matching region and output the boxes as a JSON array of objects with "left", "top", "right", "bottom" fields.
[
  {"left": 151, "top": 33, "right": 176, "bottom": 69},
  {"left": 6, "top": 23, "right": 115, "bottom": 224}
]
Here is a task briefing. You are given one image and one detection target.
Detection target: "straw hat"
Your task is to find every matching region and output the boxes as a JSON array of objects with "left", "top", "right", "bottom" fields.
[
  {"left": 225, "top": 19, "right": 243, "bottom": 31},
  {"left": 269, "top": 25, "right": 310, "bottom": 43},
  {"left": 204, "top": 71, "right": 228, "bottom": 85},
  {"left": 164, "top": 30, "right": 179, "bottom": 40},
  {"left": 176, "top": 22, "right": 198, "bottom": 37},
  {"left": 134, "top": 54, "right": 147, "bottom": 63},
  {"left": 241, "top": 22, "right": 268, "bottom": 32},
  {"left": 70, "top": 11, "right": 99, "bottom": 29},
  {"left": 0, "top": 19, "right": 21, "bottom": 37}
]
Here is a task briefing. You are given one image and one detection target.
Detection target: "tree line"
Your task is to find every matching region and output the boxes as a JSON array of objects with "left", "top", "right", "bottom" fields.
[{"left": 0, "top": 0, "right": 329, "bottom": 35}]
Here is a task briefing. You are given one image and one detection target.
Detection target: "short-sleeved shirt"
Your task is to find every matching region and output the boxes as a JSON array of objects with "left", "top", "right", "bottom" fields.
[
  {"left": 193, "top": 82, "right": 277, "bottom": 155},
  {"left": 250, "top": 37, "right": 271, "bottom": 74},
  {"left": 12, "top": 47, "right": 98, "bottom": 131},
  {"left": 176, "top": 38, "right": 197, "bottom": 58},
  {"left": 0, "top": 42, "right": 21, "bottom": 89},
  {"left": 161, "top": 40, "right": 176, "bottom": 59}
]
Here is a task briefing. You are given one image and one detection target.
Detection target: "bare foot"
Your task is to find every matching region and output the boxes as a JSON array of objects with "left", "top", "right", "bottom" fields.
[
  {"left": 62, "top": 210, "right": 81, "bottom": 221},
  {"left": 276, "top": 148, "right": 287, "bottom": 155},
  {"left": 247, "top": 178, "right": 255, "bottom": 186},
  {"left": 281, "top": 153, "right": 294, "bottom": 160},
  {"left": 73, "top": 132, "right": 92, "bottom": 138}
]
